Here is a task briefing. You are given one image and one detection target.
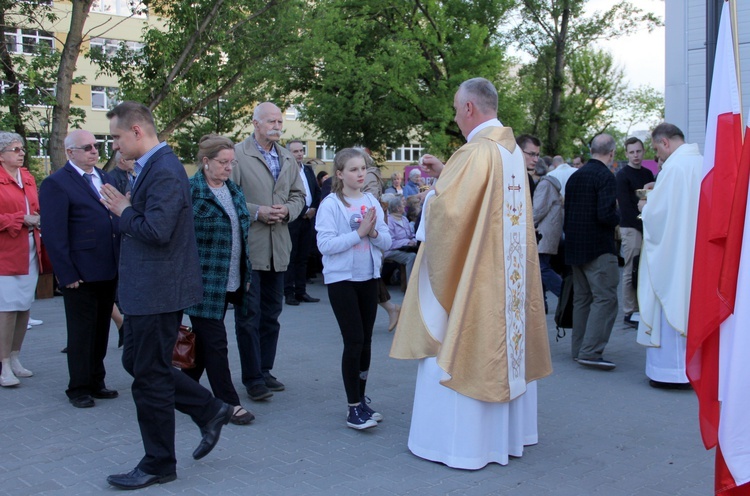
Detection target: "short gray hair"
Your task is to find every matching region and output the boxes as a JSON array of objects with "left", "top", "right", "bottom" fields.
[
  {"left": 408, "top": 169, "right": 421, "bottom": 179},
  {"left": 387, "top": 195, "right": 404, "bottom": 214},
  {"left": 0, "top": 131, "right": 24, "bottom": 150},
  {"left": 458, "top": 78, "right": 498, "bottom": 114},
  {"left": 590, "top": 134, "right": 616, "bottom": 155}
]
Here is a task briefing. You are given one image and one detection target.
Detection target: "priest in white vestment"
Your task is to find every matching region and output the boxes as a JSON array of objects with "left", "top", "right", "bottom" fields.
[
  {"left": 637, "top": 123, "right": 702, "bottom": 388},
  {"left": 390, "top": 78, "right": 553, "bottom": 470}
]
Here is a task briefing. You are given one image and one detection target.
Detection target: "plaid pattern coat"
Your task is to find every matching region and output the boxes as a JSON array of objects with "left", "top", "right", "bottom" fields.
[{"left": 185, "top": 171, "right": 252, "bottom": 319}]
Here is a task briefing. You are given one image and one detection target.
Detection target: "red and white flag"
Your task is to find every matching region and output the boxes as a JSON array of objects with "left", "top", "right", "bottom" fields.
[
  {"left": 713, "top": 110, "right": 750, "bottom": 495},
  {"left": 686, "top": 1, "right": 747, "bottom": 493}
]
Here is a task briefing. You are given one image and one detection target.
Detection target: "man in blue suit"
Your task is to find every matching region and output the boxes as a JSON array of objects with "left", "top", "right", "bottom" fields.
[
  {"left": 99, "top": 102, "right": 231, "bottom": 490},
  {"left": 39, "top": 130, "right": 120, "bottom": 409}
]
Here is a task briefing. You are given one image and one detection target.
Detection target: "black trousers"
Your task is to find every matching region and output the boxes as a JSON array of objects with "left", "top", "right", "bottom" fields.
[
  {"left": 284, "top": 216, "right": 314, "bottom": 298},
  {"left": 185, "top": 301, "right": 241, "bottom": 406},
  {"left": 62, "top": 279, "right": 117, "bottom": 399},
  {"left": 234, "top": 269, "right": 284, "bottom": 389},
  {"left": 327, "top": 279, "right": 378, "bottom": 404},
  {"left": 122, "top": 311, "right": 222, "bottom": 476}
]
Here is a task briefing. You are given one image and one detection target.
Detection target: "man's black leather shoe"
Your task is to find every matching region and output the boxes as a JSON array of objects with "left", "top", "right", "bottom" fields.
[
  {"left": 285, "top": 295, "right": 300, "bottom": 306},
  {"left": 297, "top": 293, "right": 320, "bottom": 303},
  {"left": 192, "top": 402, "right": 232, "bottom": 460},
  {"left": 107, "top": 467, "right": 176, "bottom": 490},
  {"left": 92, "top": 388, "right": 119, "bottom": 399},
  {"left": 69, "top": 395, "right": 95, "bottom": 408}
]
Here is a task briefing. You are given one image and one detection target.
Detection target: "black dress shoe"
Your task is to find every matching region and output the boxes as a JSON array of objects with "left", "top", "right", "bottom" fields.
[
  {"left": 192, "top": 403, "right": 232, "bottom": 460},
  {"left": 70, "top": 395, "right": 95, "bottom": 408},
  {"left": 92, "top": 388, "right": 119, "bottom": 399},
  {"left": 296, "top": 293, "right": 320, "bottom": 303},
  {"left": 107, "top": 467, "right": 176, "bottom": 490},
  {"left": 649, "top": 379, "right": 692, "bottom": 390},
  {"left": 285, "top": 295, "right": 300, "bottom": 306}
]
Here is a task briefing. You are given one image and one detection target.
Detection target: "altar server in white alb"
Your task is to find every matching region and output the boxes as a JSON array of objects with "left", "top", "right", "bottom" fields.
[
  {"left": 390, "top": 77, "right": 552, "bottom": 470},
  {"left": 637, "top": 123, "right": 702, "bottom": 389}
]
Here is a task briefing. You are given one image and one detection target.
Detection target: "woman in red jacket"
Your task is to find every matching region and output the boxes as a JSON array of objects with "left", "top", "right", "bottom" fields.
[{"left": 0, "top": 132, "right": 42, "bottom": 387}]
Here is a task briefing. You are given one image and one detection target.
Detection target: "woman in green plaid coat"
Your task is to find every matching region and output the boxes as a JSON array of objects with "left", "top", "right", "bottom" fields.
[{"left": 184, "top": 135, "right": 254, "bottom": 425}]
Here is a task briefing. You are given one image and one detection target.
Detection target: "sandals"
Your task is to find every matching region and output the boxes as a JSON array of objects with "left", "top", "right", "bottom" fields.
[{"left": 230, "top": 406, "right": 255, "bottom": 425}]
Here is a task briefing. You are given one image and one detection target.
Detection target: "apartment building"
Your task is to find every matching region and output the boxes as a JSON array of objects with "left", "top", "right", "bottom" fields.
[{"left": 4, "top": 0, "right": 422, "bottom": 179}]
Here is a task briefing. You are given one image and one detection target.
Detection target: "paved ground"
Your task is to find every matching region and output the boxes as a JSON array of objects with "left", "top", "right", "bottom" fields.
[{"left": 1, "top": 277, "right": 713, "bottom": 495}]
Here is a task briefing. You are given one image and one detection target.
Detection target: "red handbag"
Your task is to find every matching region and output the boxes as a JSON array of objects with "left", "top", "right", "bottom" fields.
[{"left": 172, "top": 325, "right": 196, "bottom": 369}]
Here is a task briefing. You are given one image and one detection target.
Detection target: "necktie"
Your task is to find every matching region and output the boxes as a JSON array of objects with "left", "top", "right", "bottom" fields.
[{"left": 83, "top": 173, "right": 99, "bottom": 197}]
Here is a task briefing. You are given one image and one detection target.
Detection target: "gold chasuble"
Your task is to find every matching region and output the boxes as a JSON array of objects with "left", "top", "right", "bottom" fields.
[{"left": 390, "top": 126, "right": 552, "bottom": 403}]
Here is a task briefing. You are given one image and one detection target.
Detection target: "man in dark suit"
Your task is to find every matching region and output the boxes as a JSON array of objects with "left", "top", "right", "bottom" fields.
[
  {"left": 563, "top": 133, "right": 621, "bottom": 371},
  {"left": 39, "top": 130, "right": 120, "bottom": 409},
  {"left": 100, "top": 102, "right": 231, "bottom": 490},
  {"left": 284, "top": 140, "right": 321, "bottom": 305}
]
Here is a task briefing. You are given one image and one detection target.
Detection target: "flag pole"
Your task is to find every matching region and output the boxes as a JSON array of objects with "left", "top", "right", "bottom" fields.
[{"left": 728, "top": 0, "right": 744, "bottom": 135}]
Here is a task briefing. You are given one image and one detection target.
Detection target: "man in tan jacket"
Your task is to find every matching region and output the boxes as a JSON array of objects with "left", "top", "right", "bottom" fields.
[{"left": 231, "top": 102, "right": 306, "bottom": 401}]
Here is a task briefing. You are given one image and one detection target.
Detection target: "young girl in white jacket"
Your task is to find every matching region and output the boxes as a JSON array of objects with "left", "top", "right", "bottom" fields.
[{"left": 315, "top": 148, "right": 391, "bottom": 430}]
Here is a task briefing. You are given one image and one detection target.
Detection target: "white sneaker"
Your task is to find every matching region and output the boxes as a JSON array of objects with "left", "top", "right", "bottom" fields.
[{"left": 28, "top": 318, "right": 43, "bottom": 326}]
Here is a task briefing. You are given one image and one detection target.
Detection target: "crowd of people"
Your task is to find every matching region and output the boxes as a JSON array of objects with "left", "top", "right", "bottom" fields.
[{"left": 0, "top": 78, "right": 702, "bottom": 488}]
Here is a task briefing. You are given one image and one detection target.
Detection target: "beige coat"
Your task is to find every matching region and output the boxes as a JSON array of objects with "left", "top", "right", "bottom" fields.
[{"left": 231, "top": 136, "right": 306, "bottom": 272}]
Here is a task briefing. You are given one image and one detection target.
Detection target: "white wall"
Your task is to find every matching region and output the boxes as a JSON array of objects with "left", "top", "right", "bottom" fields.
[{"left": 665, "top": 0, "right": 750, "bottom": 150}]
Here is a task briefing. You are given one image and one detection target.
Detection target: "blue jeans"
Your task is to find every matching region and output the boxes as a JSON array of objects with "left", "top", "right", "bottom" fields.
[
  {"left": 539, "top": 253, "right": 562, "bottom": 298},
  {"left": 234, "top": 269, "right": 284, "bottom": 389}
]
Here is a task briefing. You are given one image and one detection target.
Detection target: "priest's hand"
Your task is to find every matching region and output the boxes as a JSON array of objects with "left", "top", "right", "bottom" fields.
[{"left": 419, "top": 154, "right": 444, "bottom": 178}]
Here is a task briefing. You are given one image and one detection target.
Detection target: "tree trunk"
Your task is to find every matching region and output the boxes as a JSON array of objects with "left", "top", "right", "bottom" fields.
[
  {"left": 547, "top": 1, "right": 570, "bottom": 154},
  {"left": 0, "top": 10, "right": 29, "bottom": 165},
  {"left": 49, "top": 0, "right": 94, "bottom": 171}
]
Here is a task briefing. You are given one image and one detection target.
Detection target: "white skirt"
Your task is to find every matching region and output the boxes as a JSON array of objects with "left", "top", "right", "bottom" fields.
[
  {"left": 408, "top": 358, "right": 538, "bottom": 470},
  {"left": 0, "top": 233, "right": 39, "bottom": 311},
  {"left": 645, "top": 310, "right": 688, "bottom": 383}
]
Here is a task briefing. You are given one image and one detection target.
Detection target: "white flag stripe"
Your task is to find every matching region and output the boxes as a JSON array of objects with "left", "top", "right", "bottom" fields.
[{"left": 717, "top": 110, "right": 750, "bottom": 487}]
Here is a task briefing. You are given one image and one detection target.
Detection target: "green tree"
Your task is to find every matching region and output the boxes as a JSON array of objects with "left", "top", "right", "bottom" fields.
[
  {"left": 286, "top": 0, "right": 518, "bottom": 158},
  {"left": 510, "top": 0, "right": 661, "bottom": 154},
  {"left": 615, "top": 85, "right": 665, "bottom": 135},
  {"left": 90, "top": 0, "right": 303, "bottom": 156},
  {"left": 0, "top": 0, "right": 86, "bottom": 168}
]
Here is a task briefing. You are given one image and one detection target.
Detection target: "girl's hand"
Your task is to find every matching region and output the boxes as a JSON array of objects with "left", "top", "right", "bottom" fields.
[{"left": 357, "top": 207, "right": 376, "bottom": 237}]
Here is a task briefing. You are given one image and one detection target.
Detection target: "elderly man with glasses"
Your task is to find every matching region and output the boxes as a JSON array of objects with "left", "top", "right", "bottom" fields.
[{"left": 39, "top": 130, "right": 121, "bottom": 408}]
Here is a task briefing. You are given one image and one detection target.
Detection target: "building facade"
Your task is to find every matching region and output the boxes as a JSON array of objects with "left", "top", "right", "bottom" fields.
[{"left": 665, "top": 0, "right": 750, "bottom": 148}]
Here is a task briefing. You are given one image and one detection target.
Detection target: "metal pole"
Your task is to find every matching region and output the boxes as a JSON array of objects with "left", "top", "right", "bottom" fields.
[{"left": 705, "top": 0, "right": 723, "bottom": 118}]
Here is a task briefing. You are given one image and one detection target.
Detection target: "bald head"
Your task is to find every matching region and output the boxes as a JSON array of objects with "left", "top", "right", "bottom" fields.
[{"left": 65, "top": 130, "right": 100, "bottom": 172}]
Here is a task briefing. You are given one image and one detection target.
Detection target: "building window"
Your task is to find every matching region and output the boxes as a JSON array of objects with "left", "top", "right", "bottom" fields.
[
  {"left": 285, "top": 106, "right": 298, "bottom": 121},
  {"left": 389, "top": 143, "right": 423, "bottom": 162},
  {"left": 91, "top": 0, "right": 147, "bottom": 18},
  {"left": 4, "top": 29, "right": 54, "bottom": 54},
  {"left": 91, "top": 86, "right": 120, "bottom": 110},
  {"left": 25, "top": 134, "right": 48, "bottom": 158},
  {"left": 90, "top": 37, "right": 144, "bottom": 58},
  {"left": 0, "top": 80, "right": 55, "bottom": 106},
  {"left": 315, "top": 141, "right": 336, "bottom": 162},
  {"left": 95, "top": 134, "right": 114, "bottom": 158}
]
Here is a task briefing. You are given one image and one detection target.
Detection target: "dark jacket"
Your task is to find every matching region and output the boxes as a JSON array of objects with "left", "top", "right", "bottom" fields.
[
  {"left": 117, "top": 145, "right": 203, "bottom": 315},
  {"left": 39, "top": 162, "right": 120, "bottom": 286},
  {"left": 185, "top": 171, "right": 252, "bottom": 320},
  {"left": 563, "top": 159, "right": 619, "bottom": 266}
]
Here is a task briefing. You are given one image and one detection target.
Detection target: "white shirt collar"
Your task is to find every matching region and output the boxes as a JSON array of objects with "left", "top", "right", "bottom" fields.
[{"left": 466, "top": 118, "right": 503, "bottom": 143}]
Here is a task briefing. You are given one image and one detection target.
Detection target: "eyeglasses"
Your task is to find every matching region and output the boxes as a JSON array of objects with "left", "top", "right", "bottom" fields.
[
  {"left": 212, "top": 158, "right": 238, "bottom": 168},
  {"left": 522, "top": 150, "right": 540, "bottom": 158},
  {"left": 68, "top": 143, "right": 101, "bottom": 152},
  {"left": 1, "top": 147, "right": 25, "bottom": 154}
]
